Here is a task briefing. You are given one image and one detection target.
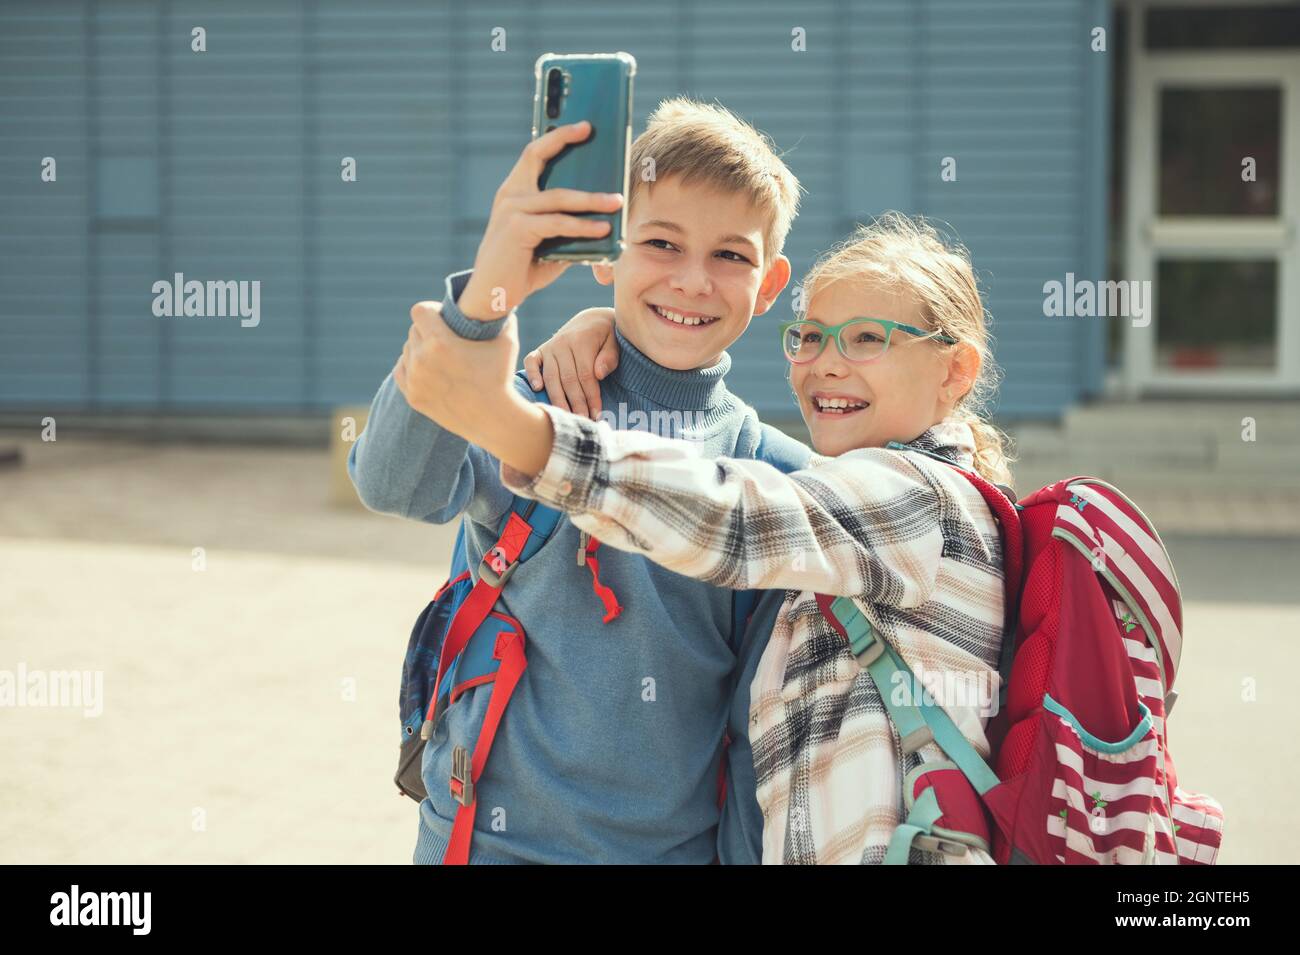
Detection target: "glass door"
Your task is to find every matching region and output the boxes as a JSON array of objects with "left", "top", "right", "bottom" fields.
[{"left": 1125, "top": 49, "right": 1300, "bottom": 393}]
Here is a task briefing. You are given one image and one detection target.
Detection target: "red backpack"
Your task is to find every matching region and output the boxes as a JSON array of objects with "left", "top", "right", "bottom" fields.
[{"left": 819, "top": 447, "right": 1224, "bottom": 865}]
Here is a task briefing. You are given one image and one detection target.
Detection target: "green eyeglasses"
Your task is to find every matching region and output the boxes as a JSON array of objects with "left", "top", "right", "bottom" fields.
[{"left": 780, "top": 317, "right": 959, "bottom": 364}]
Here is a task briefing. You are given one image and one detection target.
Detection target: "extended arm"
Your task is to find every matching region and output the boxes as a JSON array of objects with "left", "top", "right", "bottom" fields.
[{"left": 494, "top": 403, "right": 948, "bottom": 605}]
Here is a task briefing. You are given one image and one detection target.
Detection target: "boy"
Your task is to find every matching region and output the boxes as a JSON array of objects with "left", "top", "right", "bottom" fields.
[{"left": 351, "top": 98, "right": 809, "bottom": 864}]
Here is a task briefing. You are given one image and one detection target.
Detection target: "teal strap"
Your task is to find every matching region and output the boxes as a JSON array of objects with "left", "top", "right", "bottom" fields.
[
  {"left": 1043, "top": 692, "right": 1152, "bottom": 753},
  {"left": 884, "top": 786, "right": 944, "bottom": 864},
  {"left": 828, "top": 595, "right": 878, "bottom": 660},
  {"left": 831, "top": 597, "right": 934, "bottom": 750},
  {"left": 829, "top": 596, "right": 1001, "bottom": 796}
]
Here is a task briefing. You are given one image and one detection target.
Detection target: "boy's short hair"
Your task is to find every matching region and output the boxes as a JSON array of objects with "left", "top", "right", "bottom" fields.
[{"left": 628, "top": 97, "right": 801, "bottom": 265}]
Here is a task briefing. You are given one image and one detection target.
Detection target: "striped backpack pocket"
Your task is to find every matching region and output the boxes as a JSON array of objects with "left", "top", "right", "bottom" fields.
[{"left": 985, "top": 477, "right": 1224, "bottom": 864}]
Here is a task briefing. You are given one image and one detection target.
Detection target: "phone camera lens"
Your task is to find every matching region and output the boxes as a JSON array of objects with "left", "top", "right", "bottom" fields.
[{"left": 545, "top": 68, "right": 563, "bottom": 119}]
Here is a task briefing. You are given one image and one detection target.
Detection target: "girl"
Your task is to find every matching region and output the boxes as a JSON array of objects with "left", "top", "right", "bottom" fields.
[{"left": 417, "top": 212, "right": 1015, "bottom": 864}]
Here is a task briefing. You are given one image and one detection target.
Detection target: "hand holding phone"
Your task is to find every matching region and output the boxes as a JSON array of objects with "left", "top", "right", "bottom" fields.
[{"left": 457, "top": 122, "right": 624, "bottom": 321}]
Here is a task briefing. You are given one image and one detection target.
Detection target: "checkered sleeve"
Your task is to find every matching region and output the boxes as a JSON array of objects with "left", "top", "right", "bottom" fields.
[{"left": 501, "top": 403, "right": 949, "bottom": 606}]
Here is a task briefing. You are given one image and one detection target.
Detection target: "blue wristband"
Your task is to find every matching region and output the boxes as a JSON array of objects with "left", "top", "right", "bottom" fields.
[{"left": 440, "top": 269, "right": 510, "bottom": 341}]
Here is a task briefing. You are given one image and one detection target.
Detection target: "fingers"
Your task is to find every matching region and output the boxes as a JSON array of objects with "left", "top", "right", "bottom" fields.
[
  {"left": 594, "top": 330, "right": 620, "bottom": 380},
  {"left": 547, "top": 347, "right": 592, "bottom": 418},
  {"left": 567, "top": 332, "right": 607, "bottom": 417},
  {"left": 409, "top": 301, "right": 442, "bottom": 339},
  {"left": 399, "top": 301, "right": 440, "bottom": 392},
  {"left": 393, "top": 344, "right": 409, "bottom": 392},
  {"left": 578, "top": 362, "right": 602, "bottom": 418},
  {"left": 539, "top": 348, "right": 571, "bottom": 414},
  {"left": 523, "top": 349, "right": 544, "bottom": 391},
  {"left": 516, "top": 189, "right": 623, "bottom": 216},
  {"left": 563, "top": 340, "right": 603, "bottom": 419},
  {"left": 525, "top": 213, "right": 614, "bottom": 242},
  {"left": 506, "top": 121, "right": 594, "bottom": 189}
]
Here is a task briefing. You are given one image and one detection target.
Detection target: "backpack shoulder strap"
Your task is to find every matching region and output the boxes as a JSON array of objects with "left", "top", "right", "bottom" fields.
[
  {"left": 817, "top": 593, "right": 1001, "bottom": 795},
  {"left": 427, "top": 384, "right": 568, "bottom": 719},
  {"left": 817, "top": 592, "right": 1002, "bottom": 863}
]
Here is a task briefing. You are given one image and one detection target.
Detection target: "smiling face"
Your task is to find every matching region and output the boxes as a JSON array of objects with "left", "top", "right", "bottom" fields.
[
  {"left": 790, "top": 278, "right": 972, "bottom": 457},
  {"left": 593, "top": 174, "right": 790, "bottom": 371}
]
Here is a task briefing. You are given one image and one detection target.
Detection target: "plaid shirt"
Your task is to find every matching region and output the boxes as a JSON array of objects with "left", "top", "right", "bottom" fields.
[{"left": 501, "top": 407, "right": 1006, "bottom": 865}]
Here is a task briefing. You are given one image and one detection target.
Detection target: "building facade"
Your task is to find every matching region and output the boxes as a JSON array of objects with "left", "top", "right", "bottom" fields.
[{"left": 2, "top": 1, "right": 1294, "bottom": 421}]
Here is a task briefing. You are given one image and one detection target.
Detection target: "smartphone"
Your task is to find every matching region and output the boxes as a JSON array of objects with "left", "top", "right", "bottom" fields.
[{"left": 531, "top": 52, "right": 635, "bottom": 264}]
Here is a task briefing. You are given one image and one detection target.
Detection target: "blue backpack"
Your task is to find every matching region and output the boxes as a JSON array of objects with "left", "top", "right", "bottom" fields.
[
  {"left": 394, "top": 496, "right": 569, "bottom": 800},
  {"left": 393, "top": 425, "right": 759, "bottom": 864}
]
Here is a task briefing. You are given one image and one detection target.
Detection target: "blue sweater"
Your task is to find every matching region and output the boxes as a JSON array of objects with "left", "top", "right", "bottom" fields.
[{"left": 350, "top": 272, "right": 810, "bottom": 863}]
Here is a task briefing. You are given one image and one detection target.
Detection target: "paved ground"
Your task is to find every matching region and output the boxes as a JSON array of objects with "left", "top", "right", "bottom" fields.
[{"left": 0, "top": 431, "right": 1295, "bottom": 863}]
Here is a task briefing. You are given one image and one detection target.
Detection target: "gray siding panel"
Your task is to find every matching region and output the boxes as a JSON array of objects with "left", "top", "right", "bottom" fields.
[{"left": 0, "top": 0, "right": 1106, "bottom": 419}]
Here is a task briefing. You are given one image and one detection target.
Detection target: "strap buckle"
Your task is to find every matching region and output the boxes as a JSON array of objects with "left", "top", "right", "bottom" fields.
[
  {"left": 854, "top": 639, "right": 885, "bottom": 668},
  {"left": 449, "top": 745, "right": 475, "bottom": 807},
  {"left": 844, "top": 609, "right": 885, "bottom": 668},
  {"left": 899, "top": 724, "right": 935, "bottom": 755},
  {"left": 478, "top": 546, "right": 518, "bottom": 589},
  {"left": 913, "top": 834, "right": 969, "bottom": 857}
]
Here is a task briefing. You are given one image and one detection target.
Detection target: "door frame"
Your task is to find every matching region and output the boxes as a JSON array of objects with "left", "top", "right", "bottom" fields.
[{"left": 1122, "top": 5, "right": 1300, "bottom": 395}]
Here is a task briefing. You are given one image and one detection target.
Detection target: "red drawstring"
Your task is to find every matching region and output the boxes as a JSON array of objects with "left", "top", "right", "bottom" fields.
[{"left": 583, "top": 537, "right": 623, "bottom": 623}]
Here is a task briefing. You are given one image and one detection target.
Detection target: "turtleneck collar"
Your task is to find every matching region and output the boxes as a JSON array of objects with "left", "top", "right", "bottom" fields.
[{"left": 606, "top": 324, "right": 733, "bottom": 411}]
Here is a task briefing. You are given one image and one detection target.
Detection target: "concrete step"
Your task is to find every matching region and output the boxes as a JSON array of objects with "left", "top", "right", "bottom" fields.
[
  {"left": 1006, "top": 471, "right": 1300, "bottom": 537},
  {"left": 1007, "top": 398, "right": 1300, "bottom": 490},
  {"left": 1062, "top": 400, "right": 1300, "bottom": 441},
  {"left": 1213, "top": 442, "right": 1300, "bottom": 472},
  {"left": 1010, "top": 436, "right": 1216, "bottom": 468},
  {"left": 1012, "top": 457, "right": 1299, "bottom": 489},
  {"left": 1009, "top": 454, "right": 1300, "bottom": 492},
  {"left": 1009, "top": 445, "right": 1300, "bottom": 479}
]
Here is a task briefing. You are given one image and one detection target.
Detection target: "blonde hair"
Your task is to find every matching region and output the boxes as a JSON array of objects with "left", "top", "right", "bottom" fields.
[
  {"left": 629, "top": 97, "right": 802, "bottom": 264},
  {"left": 801, "top": 212, "right": 1016, "bottom": 488}
]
